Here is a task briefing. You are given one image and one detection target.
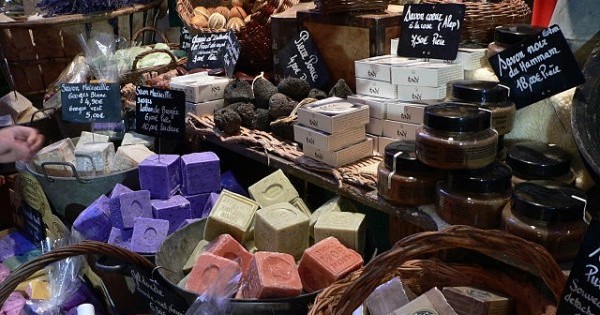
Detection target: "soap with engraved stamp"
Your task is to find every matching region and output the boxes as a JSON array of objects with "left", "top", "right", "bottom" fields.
[
  {"left": 109, "top": 190, "right": 152, "bottom": 229},
  {"left": 130, "top": 217, "right": 169, "bottom": 253},
  {"left": 205, "top": 233, "right": 253, "bottom": 273},
  {"left": 391, "top": 287, "right": 458, "bottom": 315},
  {"left": 185, "top": 252, "right": 241, "bottom": 296},
  {"left": 204, "top": 190, "right": 259, "bottom": 242},
  {"left": 248, "top": 169, "right": 299, "bottom": 207},
  {"left": 314, "top": 211, "right": 366, "bottom": 253},
  {"left": 442, "top": 286, "right": 511, "bottom": 315},
  {"left": 238, "top": 251, "right": 302, "bottom": 299},
  {"left": 73, "top": 195, "right": 111, "bottom": 241},
  {"left": 254, "top": 202, "right": 309, "bottom": 259}
]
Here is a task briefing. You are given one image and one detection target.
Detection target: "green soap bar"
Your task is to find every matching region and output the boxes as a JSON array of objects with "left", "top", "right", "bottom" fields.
[
  {"left": 291, "top": 197, "right": 312, "bottom": 217},
  {"left": 309, "top": 196, "right": 356, "bottom": 237},
  {"left": 314, "top": 211, "right": 365, "bottom": 254},
  {"left": 248, "top": 170, "right": 299, "bottom": 207},
  {"left": 204, "top": 189, "right": 259, "bottom": 242},
  {"left": 254, "top": 202, "right": 309, "bottom": 260},
  {"left": 183, "top": 239, "right": 210, "bottom": 273}
]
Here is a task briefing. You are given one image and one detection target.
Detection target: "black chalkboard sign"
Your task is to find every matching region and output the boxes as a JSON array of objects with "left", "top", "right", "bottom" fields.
[
  {"left": 278, "top": 29, "right": 330, "bottom": 89},
  {"left": 60, "top": 83, "right": 121, "bottom": 123},
  {"left": 489, "top": 25, "right": 585, "bottom": 109},
  {"left": 21, "top": 202, "right": 45, "bottom": 245},
  {"left": 187, "top": 30, "right": 241, "bottom": 75},
  {"left": 129, "top": 267, "right": 188, "bottom": 315},
  {"left": 135, "top": 86, "right": 186, "bottom": 138},
  {"left": 180, "top": 27, "right": 192, "bottom": 51},
  {"left": 397, "top": 4, "right": 465, "bottom": 60}
]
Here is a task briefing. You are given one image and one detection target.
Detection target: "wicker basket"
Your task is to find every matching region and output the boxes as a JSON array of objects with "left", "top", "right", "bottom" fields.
[
  {"left": 313, "top": 0, "right": 389, "bottom": 14},
  {"left": 309, "top": 225, "right": 567, "bottom": 315},
  {"left": 0, "top": 0, "right": 164, "bottom": 104},
  {"left": 422, "top": 0, "right": 531, "bottom": 46}
]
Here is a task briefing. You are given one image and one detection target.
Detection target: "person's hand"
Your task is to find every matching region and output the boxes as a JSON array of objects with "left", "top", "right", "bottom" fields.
[{"left": 0, "top": 126, "right": 45, "bottom": 163}]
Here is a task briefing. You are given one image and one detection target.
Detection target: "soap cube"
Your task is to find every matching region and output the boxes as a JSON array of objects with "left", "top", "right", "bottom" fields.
[
  {"left": 248, "top": 170, "right": 299, "bottom": 207},
  {"left": 33, "top": 138, "right": 75, "bottom": 177},
  {"left": 139, "top": 154, "right": 181, "bottom": 199},
  {"left": 442, "top": 286, "right": 512, "bottom": 315},
  {"left": 110, "top": 183, "right": 133, "bottom": 198},
  {"left": 107, "top": 227, "right": 133, "bottom": 250},
  {"left": 391, "top": 288, "right": 458, "bottom": 315},
  {"left": 122, "top": 131, "right": 155, "bottom": 149},
  {"left": 310, "top": 196, "right": 355, "bottom": 237},
  {"left": 185, "top": 252, "right": 241, "bottom": 296},
  {"left": 151, "top": 195, "right": 192, "bottom": 234},
  {"left": 1, "top": 292, "right": 26, "bottom": 315},
  {"left": 239, "top": 251, "right": 302, "bottom": 299},
  {"left": 109, "top": 190, "right": 152, "bottom": 229},
  {"left": 205, "top": 234, "right": 253, "bottom": 273},
  {"left": 221, "top": 170, "right": 248, "bottom": 196},
  {"left": 204, "top": 190, "right": 259, "bottom": 242},
  {"left": 254, "top": 202, "right": 309, "bottom": 259},
  {"left": 183, "top": 240, "right": 210, "bottom": 273},
  {"left": 290, "top": 197, "right": 312, "bottom": 217},
  {"left": 201, "top": 192, "right": 220, "bottom": 217},
  {"left": 298, "top": 236, "right": 363, "bottom": 292},
  {"left": 75, "top": 142, "right": 115, "bottom": 176},
  {"left": 183, "top": 192, "right": 211, "bottom": 218},
  {"left": 365, "top": 277, "right": 410, "bottom": 315},
  {"left": 181, "top": 152, "right": 221, "bottom": 195},
  {"left": 314, "top": 211, "right": 366, "bottom": 253},
  {"left": 112, "top": 144, "right": 156, "bottom": 172},
  {"left": 73, "top": 195, "right": 111, "bottom": 241},
  {"left": 130, "top": 217, "right": 169, "bottom": 254},
  {"left": 75, "top": 131, "right": 110, "bottom": 148}
]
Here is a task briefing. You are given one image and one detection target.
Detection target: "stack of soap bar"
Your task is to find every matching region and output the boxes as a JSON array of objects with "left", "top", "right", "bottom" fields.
[
  {"left": 75, "top": 131, "right": 110, "bottom": 148},
  {"left": 442, "top": 287, "right": 511, "bottom": 315},
  {"left": 75, "top": 142, "right": 115, "bottom": 176},
  {"left": 130, "top": 217, "right": 169, "bottom": 253},
  {"left": 151, "top": 195, "right": 192, "bottom": 234},
  {"left": 183, "top": 240, "right": 210, "bottom": 273},
  {"left": 110, "top": 183, "right": 133, "bottom": 198},
  {"left": 183, "top": 193, "right": 211, "bottom": 218},
  {"left": 109, "top": 190, "right": 152, "bottom": 229},
  {"left": 139, "top": 154, "right": 181, "bottom": 199},
  {"left": 112, "top": 144, "right": 156, "bottom": 172},
  {"left": 391, "top": 288, "right": 458, "bottom": 315},
  {"left": 33, "top": 138, "right": 76, "bottom": 177},
  {"left": 107, "top": 227, "right": 133, "bottom": 250},
  {"left": 314, "top": 211, "right": 366, "bottom": 253},
  {"left": 365, "top": 277, "right": 410, "bottom": 315},
  {"left": 73, "top": 195, "right": 111, "bottom": 242},
  {"left": 298, "top": 236, "right": 363, "bottom": 292},
  {"left": 239, "top": 251, "right": 302, "bottom": 299},
  {"left": 181, "top": 152, "right": 221, "bottom": 195},
  {"left": 185, "top": 252, "right": 241, "bottom": 295},
  {"left": 309, "top": 196, "right": 356, "bottom": 237},
  {"left": 248, "top": 170, "right": 299, "bottom": 207},
  {"left": 205, "top": 234, "right": 253, "bottom": 273},
  {"left": 121, "top": 132, "right": 155, "bottom": 149},
  {"left": 254, "top": 202, "right": 309, "bottom": 259},
  {"left": 290, "top": 197, "right": 312, "bottom": 217},
  {"left": 204, "top": 190, "right": 259, "bottom": 242},
  {"left": 221, "top": 170, "right": 248, "bottom": 196}
]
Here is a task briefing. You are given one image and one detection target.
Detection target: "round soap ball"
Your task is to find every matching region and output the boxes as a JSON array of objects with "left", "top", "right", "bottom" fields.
[
  {"left": 193, "top": 6, "right": 210, "bottom": 19},
  {"left": 229, "top": 6, "right": 247, "bottom": 19},
  {"left": 226, "top": 17, "right": 245, "bottom": 31},
  {"left": 191, "top": 14, "right": 208, "bottom": 28},
  {"left": 208, "top": 13, "right": 227, "bottom": 29},
  {"left": 214, "top": 6, "right": 230, "bottom": 19}
]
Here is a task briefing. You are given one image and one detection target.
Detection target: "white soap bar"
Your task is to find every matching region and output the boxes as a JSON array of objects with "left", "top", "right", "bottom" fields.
[
  {"left": 248, "top": 169, "right": 299, "bottom": 207},
  {"left": 293, "top": 124, "right": 366, "bottom": 152},
  {"left": 112, "top": 144, "right": 156, "bottom": 172},
  {"left": 75, "top": 142, "right": 115, "bottom": 176},
  {"left": 185, "top": 99, "right": 225, "bottom": 117},
  {"left": 0, "top": 91, "right": 33, "bottom": 121},
  {"left": 76, "top": 131, "right": 110, "bottom": 149},
  {"left": 314, "top": 211, "right": 365, "bottom": 253},
  {"left": 254, "top": 202, "right": 309, "bottom": 259},
  {"left": 33, "top": 138, "right": 76, "bottom": 177},
  {"left": 121, "top": 132, "right": 154, "bottom": 149}
]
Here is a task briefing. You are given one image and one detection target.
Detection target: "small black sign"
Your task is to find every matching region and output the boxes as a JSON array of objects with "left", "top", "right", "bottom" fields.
[
  {"left": 21, "top": 202, "right": 45, "bottom": 245},
  {"left": 489, "top": 25, "right": 585, "bottom": 109},
  {"left": 187, "top": 30, "right": 241, "bottom": 75},
  {"left": 180, "top": 27, "right": 192, "bottom": 51},
  {"left": 278, "top": 29, "right": 330, "bottom": 89},
  {"left": 135, "top": 86, "right": 186, "bottom": 138},
  {"left": 397, "top": 4, "right": 465, "bottom": 60},
  {"left": 129, "top": 267, "right": 189, "bottom": 315},
  {"left": 60, "top": 83, "right": 121, "bottom": 123}
]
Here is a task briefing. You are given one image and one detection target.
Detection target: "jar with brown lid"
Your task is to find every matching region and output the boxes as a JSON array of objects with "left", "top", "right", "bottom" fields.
[
  {"left": 487, "top": 24, "right": 545, "bottom": 56},
  {"left": 415, "top": 103, "right": 498, "bottom": 170},
  {"left": 506, "top": 141, "right": 576, "bottom": 185},
  {"left": 377, "top": 141, "right": 445, "bottom": 206},
  {"left": 501, "top": 180, "right": 588, "bottom": 262},
  {"left": 436, "top": 162, "right": 512, "bottom": 228}
]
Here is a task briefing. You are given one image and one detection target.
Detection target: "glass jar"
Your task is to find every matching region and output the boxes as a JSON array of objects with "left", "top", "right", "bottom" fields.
[
  {"left": 377, "top": 141, "right": 445, "bottom": 206},
  {"left": 487, "top": 24, "right": 545, "bottom": 56},
  {"left": 436, "top": 162, "right": 512, "bottom": 228},
  {"left": 501, "top": 180, "right": 588, "bottom": 262},
  {"left": 415, "top": 103, "right": 498, "bottom": 170},
  {"left": 506, "top": 141, "right": 576, "bottom": 185}
]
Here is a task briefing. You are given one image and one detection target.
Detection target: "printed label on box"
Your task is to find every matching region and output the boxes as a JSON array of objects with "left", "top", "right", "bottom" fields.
[{"left": 382, "top": 120, "right": 420, "bottom": 140}]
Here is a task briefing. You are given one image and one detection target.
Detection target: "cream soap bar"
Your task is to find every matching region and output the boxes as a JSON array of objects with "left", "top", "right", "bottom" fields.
[
  {"left": 293, "top": 124, "right": 366, "bottom": 152},
  {"left": 112, "top": 144, "right": 156, "bottom": 172},
  {"left": 365, "top": 277, "right": 410, "bottom": 315},
  {"left": 290, "top": 197, "right": 311, "bottom": 217},
  {"left": 392, "top": 288, "right": 458, "bottom": 315},
  {"left": 183, "top": 240, "right": 210, "bottom": 273},
  {"left": 76, "top": 131, "right": 110, "bottom": 149},
  {"left": 314, "top": 211, "right": 365, "bottom": 253},
  {"left": 248, "top": 169, "right": 299, "bottom": 207},
  {"left": 442, "top": 286, "right": 511, "bottom": 315},
  {"left": 33, "top": 138, "right": 76, "bottom": 177},
  {"left": 204, "top": 189, "right": 259, "bottom": 242},
  {"left": 74, "top": 142, "right": 115, "bottom": 176},
  {"left": 309, "top": 196, "right": 355, "bottom": 237},
  {"left": 254, "top": 202, "right": 309, "bottom": 259},
  {"left": 121, "top": 132, "right": 155, "bottom": 149}
]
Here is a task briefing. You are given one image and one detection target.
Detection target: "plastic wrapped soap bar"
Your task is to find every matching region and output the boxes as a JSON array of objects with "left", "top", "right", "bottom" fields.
[{"left": 365, "top": 277, "right": 410, "bottom": 315}]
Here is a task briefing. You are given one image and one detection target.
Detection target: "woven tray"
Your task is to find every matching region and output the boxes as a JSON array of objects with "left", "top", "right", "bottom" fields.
[{"left": 309, "top": 225, "right": 566, "bottom": 315}]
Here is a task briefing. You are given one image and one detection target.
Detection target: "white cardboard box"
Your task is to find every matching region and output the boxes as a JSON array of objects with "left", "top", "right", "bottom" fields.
[
  {"left": 382, "top": 120, "right": 420, "bottom": 140},
  {"left": 425, "top": 48, "right": 487, "bottom": 71},
  {"left": 391, "top": 63, "right": 464, "bottom": 87},
  {"left": 366, "top": 134, "right": 379, "bottom": 155},
  {"left": 297, "top": 97, "right": 370, "bottom": 134},
  {"left": 293, "top": 124, "right": 366, "bottom": 152},
  {"left": 367, "top": 117, "right": 383, "bottom": 136},
  {"left": 170, "top": 74, "right": 232, "bottom": 103},
  {"left": 303, "top": 138, "right": 373, "bottom": 168},
  {"left": 378, "top": 136, "right": 397, "bottom": 154},
  {"left": 396, "top": 85, "right": 448, "bottom": 102},
  {"left": 185, "top": 99, "right": 225, "bottom": 117},
  {"left": 386, "top": 101, "right": 429, "bottom": 124},
  {"left": 347, "top": 94, "right": 390, "bottom": 119},
  {"left": 354, "top": 55, "right": 418, "bottom": 83},
  {"left": 356, "top": 78, "right": 397, "bottom": 99}
]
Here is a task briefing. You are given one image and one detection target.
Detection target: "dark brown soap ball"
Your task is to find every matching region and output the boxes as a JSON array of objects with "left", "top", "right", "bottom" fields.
[
  {"left": 328, "top": 79, "right": 353, "bottom": 99},
  {"left": 269, "top": 93, "right": 298, "bottom": 119},
  {"left": 270, "top": 120, "right": 295, "bottom": 141},
  {"left": 214, "top": 107, "right": 241, "bottom": 134},
  {"left": 224, "top": 79, "right": 255, "bottom": 104},
  {"left": 307, "top": 88, "right": 327, "bottom": 100},
  {"left": 253, "top": 77, "right": 278, "bottom": 109},
  {"left": 228, "top": 102, "right": 256, "bottom": 128},
  {"left": 277, "top": 77, "right": 311, "bottom": 101},
  {"left": 251, "top": 108, "right": 271, "bottom": 131}
]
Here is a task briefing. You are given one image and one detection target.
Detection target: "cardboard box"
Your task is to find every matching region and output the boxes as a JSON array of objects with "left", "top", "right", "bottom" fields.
[
  {"left": 185, "top": 99, "right": 225, "bottom": 117},
  {"left": 354, "top": 55, "right": 417, "bottom": 82},
  {"left": 297, "top": 97, "right": 370, "bottom": 134},
  {"left": 347, "top": 94, "right": 390, "bottom": 119},
  {"left": 366, "top": 134, "right": 379, "bottom": 155},
  {"left": 382, "top": 120, "right": 420, "bottom": 140},
  {"left": 397, "top": 85, "right": 448, "bottom": 102},
  {"left": 391, "top": 38, "right": 399, "bottom": 55},
  {"left": 355, "top": 78, "right": 397, "bottom": 99},
  {"left": 426, "top": 48, "right": 487, "bottom": 71},
  {"left": 367, "top": 117, "right": 383, "bottom": 136},
  {"left": 293, "top": 124, "right": 366, "bottom": 151},
  {"left": 170, "top": 73, "right": 231, "bottom": 103},
  {"left": 378, "top": 136, "right": 397, "bottom": 154},
  {"left": 391, "top": 63, "right": 464, "bottom": 87},
  {"left": 386, "top": 101, "right": 428, "bottom": 124},
  {"left": 302, "top": 138, "right": 373, "bottom": 168}
]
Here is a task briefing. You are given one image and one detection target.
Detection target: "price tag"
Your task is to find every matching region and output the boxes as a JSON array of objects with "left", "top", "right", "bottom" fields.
[
  {"left": 489, "top": 25, "right": 585, "bottom": 109},
  {"left": 187, "top": 30, "right": 241, "bottom": 75},
  {"left": 397, "top": 4, "right": 465, "bottom": 60},
  {"left": 129, "top": 267, "right": 189, "bottom": 315},
  {"left": 135, "top": 86, "right": 186, "bottom": 138},
  {"left": 278, "top": 29, "right": 330, "bottom": 89},
  {"left": 60, "top": 83, "right": 121, "bottom": 123},
  {"left": 180, "top": 27, "right": 192, "bottom": 51}
]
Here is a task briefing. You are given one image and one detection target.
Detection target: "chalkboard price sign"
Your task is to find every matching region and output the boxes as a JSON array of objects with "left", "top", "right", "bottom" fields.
[
  {"left": 397, "top": 4, "right": 465, "bottom": 60},
  {"left": 135, "top": 86, "right": 186, "bottom": 138},
  {"left": 129, "top": 267, "right": 188, "bottom": 315},
  {"left": 187, "top": 30, "right": 241, "bottom": 75},
  {"left": 489, "top": 25, "right": 585, "bottom": 109},
  {"left": 60, "top": 83, "right": 121, "bottom": 123},
  {"left": 21, "top": 202, "right": 45, "bottom": 245},
  {"left": 180, "top": 27, "right": 192, "bottom": 51},
  {"left": 278, "top": 29, "right": 330, "bottom": 89}
]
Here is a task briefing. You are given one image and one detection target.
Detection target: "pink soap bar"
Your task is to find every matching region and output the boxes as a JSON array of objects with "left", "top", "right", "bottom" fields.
[
  {"left": 0, "top": 263, "right": 9, "bottom": 283},
  {"left": 239, "top": 251, "right": 302, "bottom": 299},
  {"left": 186, "top": 252, "right": 241, "bottom": 296},
  {"left": 205, "top": 234, "right": 253, "bottom": 273},
  {"left": 1, "top": 292, "right": 25, "bottom": 315},
  {"left": 298, "top": 236, "right": 363, "bottom": 292}
]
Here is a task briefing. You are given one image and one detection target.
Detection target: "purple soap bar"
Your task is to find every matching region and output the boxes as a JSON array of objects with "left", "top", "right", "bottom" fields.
[
  {"left": 181, "top": 152, "right": 221, "bottom": 195},
  {"left": 73, "top": 195, "right": 111, "bottom": 242},
  {"left": 130, "top": 217, "right": 169, "bottom": 254},
  {"left": 221, "top": 170, "right": 248, "bottom": 196},
  {"left": 0, "top": 232, "right": 37, "bottom": 261},
  {"left": 139, "top": 154, "right": 181, "bottom": 199},
  {"left": 201, "top": 192, "right": 220, "bottom": 217},
  {"left": 0, "top": 262, "right": 9, "bottom": 283},
  {"left": 151, "top": 195, "right": 192, "bottom": 234},
  {"left": 176, "top": 218, "right": 202, "bottom": 230},
  {"left": 1, "top": 292, "right": 25, "bottom": 315},
  {"left": 110, "top": 183, "right": 133, "bottom": 198},
  {"left": 107, "top": 227, "right": 133, "bottom": 250},
  {"left": 109, "top": 190, "right": 152, "bottom": 229},
  {"left": 183, "top": 192, "right": 211, "bottom": 218}
]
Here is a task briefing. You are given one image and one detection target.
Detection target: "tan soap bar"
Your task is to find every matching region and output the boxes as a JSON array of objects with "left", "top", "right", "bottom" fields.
[
  {"left": 290, "top": 197, "right": 311, "bottom": 217},
  {"left": 442, "top": 287, "right": 511, "bottom": 315},
  {"left": 392, "top": 287, "right": 458, "bottom": 315},
  {"left": 248, "top": 169, "right": 299, "bottom": 207},
  {"left": 76, "top": 131, "right": 110, "bottom": 148},
  {"left": 204, "top": 189, "right": 259, "bottom": 242},
  {"left": 121, "top": 132, "right": 155, "bottom": 149},
  {"left": 26, "top": 278, "right": 50, "bottom": 300},
  {"left": 309, "top": 196, "right": 355, "bottom": 237},
  {"left": 314, "top": 211, "right": 365, "bottom": 254},
  {"left": 15, "top": 106, "right": 44, "bottom": 124},
  {"left": 254, "top": 202, "right": 309, "bottom": 259},
  {"left": 183, "top": 239, "right": 210, "bottom": 273},
  {"left": 75, "top": 142, "right": 115, "bottom": 176},
  {"left": 33, "top": 138, "right": 76, "bottom": 177},
  {"left": 112, "top": 144, "right": 156, "bottom": 172},
  {"left": 365, "top": 277, "right": 410, "bottom": 315},
  {"left": 0, "top": 91, "right": 33, "bottom": 121}
]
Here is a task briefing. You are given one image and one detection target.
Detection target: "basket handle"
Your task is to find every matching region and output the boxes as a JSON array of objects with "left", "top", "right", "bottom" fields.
[
  {"left": 40, "top": 161, "right": 88, "bottom": 183},
  {"left": 132, "top": 26, "right": 171, "bottom": 45},
  {"left": 29, "top": 107, "right": 56, "bottom": 124},
  {"left": 131, "top": 48, "right": 179, "bottom": 72},
  {"left": 330, "top": 225, "right": 567, "bottom": 315},
  {"left": 0, "top": 241, "right": 155, "bottom": 306}
]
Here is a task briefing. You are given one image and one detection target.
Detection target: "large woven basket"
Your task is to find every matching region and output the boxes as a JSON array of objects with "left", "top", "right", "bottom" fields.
[
  {"left": 0, "top": 1, "right": 164, "bottom": 104},
  {"left": 309, "top": 225, "right": 567, "bottom": 315},
  {"left": 422, "top": 0, "right": 531, "bottom": 46}
]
